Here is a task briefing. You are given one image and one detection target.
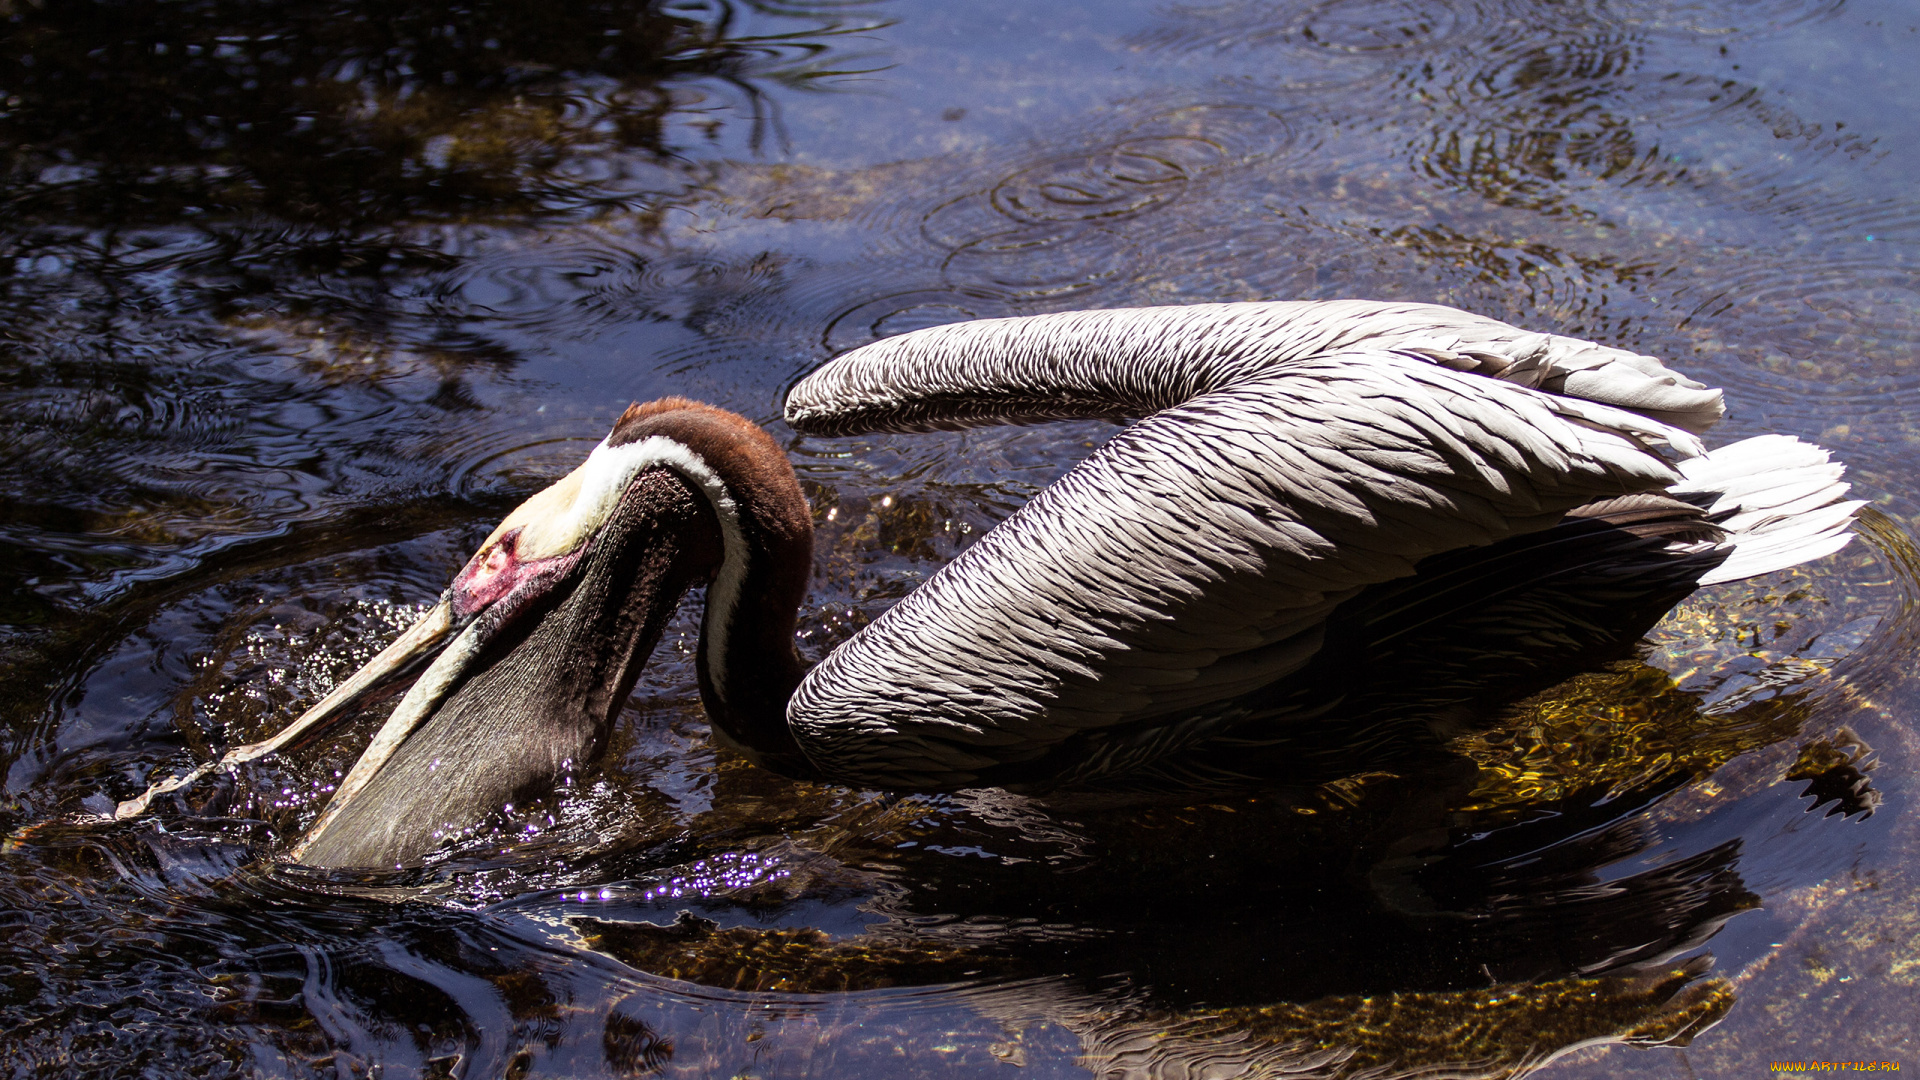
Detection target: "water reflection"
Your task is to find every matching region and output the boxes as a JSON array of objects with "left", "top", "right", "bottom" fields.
[{"left": 0, "top": 0, "right": 889, "bottom": 224}]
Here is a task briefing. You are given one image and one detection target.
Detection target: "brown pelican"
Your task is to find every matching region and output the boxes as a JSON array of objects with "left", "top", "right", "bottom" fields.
[{"left": 115, "top": 301, "right": 1862, "bottom": 869}]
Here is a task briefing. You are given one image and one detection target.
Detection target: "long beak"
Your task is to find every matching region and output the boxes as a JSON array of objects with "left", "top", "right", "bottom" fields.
[
  {"left": 284, "top": 604, "right": 496, "bottom": 860},
  {"left": 112, "top": 415, "right": 675, "bottom": 841},
  {"left": 112, "top": 599, "right": 460, "bottom": 821}
]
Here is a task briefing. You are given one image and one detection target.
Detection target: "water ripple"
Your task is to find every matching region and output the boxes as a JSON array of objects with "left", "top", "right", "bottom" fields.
[
  {"left": 1133, "top": 0, "right": 1470, "bottom": 65},
  {"left": 1612, "top": 0, "right": 1847, "bottom": 41}
]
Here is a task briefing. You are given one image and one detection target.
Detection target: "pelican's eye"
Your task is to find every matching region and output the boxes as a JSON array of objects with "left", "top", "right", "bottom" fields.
[
  {"left": 452, "top": 529, "right": 524, "bottom": 615},
  {"left": 476, "top": 542, "right": 513, "bottom": 581}
]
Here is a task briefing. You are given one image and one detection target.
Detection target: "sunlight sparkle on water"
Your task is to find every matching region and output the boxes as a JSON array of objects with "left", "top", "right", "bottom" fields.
[{"left": 639, "top": 852, "right": 791, "bottom": 902}]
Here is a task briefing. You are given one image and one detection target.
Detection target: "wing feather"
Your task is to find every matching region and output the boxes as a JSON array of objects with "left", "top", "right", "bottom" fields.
[
  {"left": 785, "top": 301, "right": 1724, "bottom": 436},
  {"left": 786, "top": 336, "right": 1694, "bottom": 788}
]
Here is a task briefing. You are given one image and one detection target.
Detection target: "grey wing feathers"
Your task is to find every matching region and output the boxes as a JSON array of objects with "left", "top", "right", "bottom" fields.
[
  {"left": 1674, "top": 434, "right": 1863, "bottom": 586},
  {"left": 780, "top": 301, "right": 1858, "bottom": 791},
  {"left": 784, "top": 300, "right": 1725, "bottom": 439},
  {"left": 784, "top": 317, "right": 1713, "bottom": 790}
]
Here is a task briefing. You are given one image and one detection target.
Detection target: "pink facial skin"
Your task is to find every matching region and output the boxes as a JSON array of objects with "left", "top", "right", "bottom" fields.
[{"left": 448, "top": 527, "right": 592, "bottom": 626}]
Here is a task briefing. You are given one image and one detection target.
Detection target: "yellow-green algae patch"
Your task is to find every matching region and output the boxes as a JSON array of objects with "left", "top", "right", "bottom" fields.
[
  {"left": 1073, "top": 966, "right": 1732, "bottom": 1080},
  {"left": 575, "top": 912, "right": 1022, "bottom": 994}
]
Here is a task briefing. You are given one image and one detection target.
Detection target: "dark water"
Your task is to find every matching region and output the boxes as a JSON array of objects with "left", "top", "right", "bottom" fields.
[{"left": 2, "top": 0, "right": 1917, "bottom": 1076}]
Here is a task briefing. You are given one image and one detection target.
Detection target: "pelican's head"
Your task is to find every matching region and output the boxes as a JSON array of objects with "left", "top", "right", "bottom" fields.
[{"left": 275, "top": 398, "right": 811, "bottom": 870}]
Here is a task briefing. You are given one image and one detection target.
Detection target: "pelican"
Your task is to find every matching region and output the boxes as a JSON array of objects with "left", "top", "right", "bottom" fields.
[{"left": 116, "top": 301, "right": 1862, "bottom": 868}]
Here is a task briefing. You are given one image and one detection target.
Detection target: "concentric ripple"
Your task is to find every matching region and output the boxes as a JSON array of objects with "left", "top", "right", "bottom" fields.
[{"left": 1613, "top": 0, "right": 1847, "bottom": 40}]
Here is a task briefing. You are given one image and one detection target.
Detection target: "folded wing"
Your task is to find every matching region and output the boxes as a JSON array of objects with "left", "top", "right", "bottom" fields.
[{"left": 782, "top": 302, "right": 1730, "bottom": 789}]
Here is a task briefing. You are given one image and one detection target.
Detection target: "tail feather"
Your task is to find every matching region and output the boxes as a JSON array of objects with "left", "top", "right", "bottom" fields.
[
  {"left": 1672, "top": 435, "right": 1863, "bottom": 587},
  {"left": 1060, "top": 435, "right": 1863, "bottom": 799}
]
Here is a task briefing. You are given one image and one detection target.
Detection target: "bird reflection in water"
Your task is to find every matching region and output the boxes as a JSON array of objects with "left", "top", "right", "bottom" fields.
[{"left": 544, "top": 648, "right": 1885, "bottom": 1077}]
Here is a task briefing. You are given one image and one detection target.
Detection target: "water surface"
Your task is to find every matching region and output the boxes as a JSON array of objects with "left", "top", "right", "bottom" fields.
[{"left": 2, "top": 0, "right": 1917, "bottom": 1076}]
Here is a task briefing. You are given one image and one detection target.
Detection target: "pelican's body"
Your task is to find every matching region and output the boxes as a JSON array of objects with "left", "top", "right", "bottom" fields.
[{"left": 125, "top": 301, "right": 1861, "bottom": 869}]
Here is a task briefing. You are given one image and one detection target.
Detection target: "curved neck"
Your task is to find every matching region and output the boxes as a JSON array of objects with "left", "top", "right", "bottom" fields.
[
  {"left": 696, "top": 536, "right": 815, "bottom": 778},
  {"left": 601, "top": 398, "right": 818, "bottom": 779}
]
